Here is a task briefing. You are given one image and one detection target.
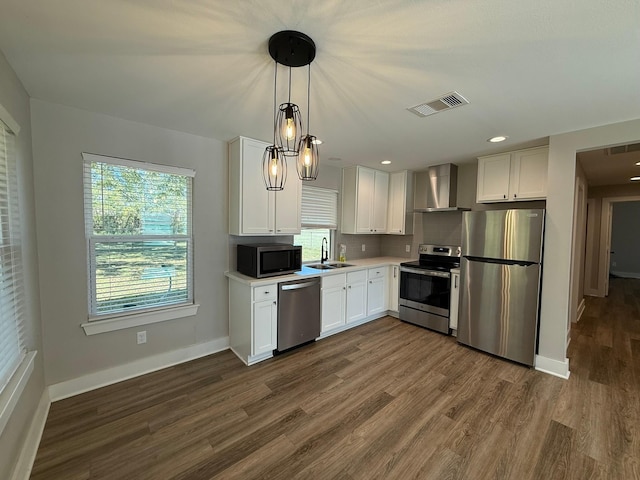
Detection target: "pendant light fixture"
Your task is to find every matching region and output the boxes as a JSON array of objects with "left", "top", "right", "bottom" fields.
[
  {"left": 276, "top": 67, "right": 303, "bottom": 156},
  {"left": 297, "top": 63, "right": 319, "bottom": 180},
  {"left": 263, "top": 30, "right": 317, "bottom": 190},
  {"left": 262, "top": 61, "right": 286, "bottom": 191}
]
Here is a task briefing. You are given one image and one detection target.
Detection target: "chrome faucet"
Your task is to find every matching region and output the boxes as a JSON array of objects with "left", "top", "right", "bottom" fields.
[{"left": 321, "top": 237, "right": 329, "bottom": 264}]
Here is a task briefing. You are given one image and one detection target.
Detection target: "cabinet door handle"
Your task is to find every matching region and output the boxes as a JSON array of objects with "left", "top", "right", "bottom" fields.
[
  {"left": 513, "top": 193, "right": 517, "bottom": 198},
  {"left": 348, "top": 285, "right": 351, "bottom": 289},
  {"left": 503, "top": 194, "right": 507, "bottom": 199},
  {"left": 264, "top": 291, "right": 270, "bottom": 294},
  {"left": 276, "top": 229, "right": 281, "bottom": 232},
  {"left": 273, "top": 301, "right": 276, "bottom": 305}
]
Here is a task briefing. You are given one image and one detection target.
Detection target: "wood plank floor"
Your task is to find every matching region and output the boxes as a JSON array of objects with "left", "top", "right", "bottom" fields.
[{"left": 31, "top": 278, "right": 640, "bottom": 479}]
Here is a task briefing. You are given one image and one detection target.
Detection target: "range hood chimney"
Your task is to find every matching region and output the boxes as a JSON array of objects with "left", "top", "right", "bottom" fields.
[{"left": 414, "top": 163, "right": 467, "bottom": 212}]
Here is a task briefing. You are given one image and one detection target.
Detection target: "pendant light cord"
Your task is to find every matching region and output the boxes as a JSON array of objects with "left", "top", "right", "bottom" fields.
[
  {"left": 273, "top": 61, "right": 278, "bottom": 145},
  {"left": 306, "top": 63, "right": 311, "bottom": 134},
  {"left": 288, "top": 67, "right": 292, "bottom": 105}
]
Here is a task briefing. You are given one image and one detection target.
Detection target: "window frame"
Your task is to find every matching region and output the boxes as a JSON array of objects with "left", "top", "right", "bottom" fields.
[
  {"left": 295, "top": 186, "right": 339, "bottom": 263},
  {"left": 82, "top": 153, "right": 197, "bottom": 326},
  {"left": 0, "top": 104, "right": 37, "bottom": 437}
]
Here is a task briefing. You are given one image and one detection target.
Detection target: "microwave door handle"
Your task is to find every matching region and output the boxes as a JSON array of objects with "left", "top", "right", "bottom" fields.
[{"left": 400, "top": 267, "right": 450, "bottom": 278}]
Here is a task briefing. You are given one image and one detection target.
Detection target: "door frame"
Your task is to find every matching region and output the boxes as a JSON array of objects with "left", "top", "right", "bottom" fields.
[{"left": 598, "top": 195, "right": 640, "bottom": 296}]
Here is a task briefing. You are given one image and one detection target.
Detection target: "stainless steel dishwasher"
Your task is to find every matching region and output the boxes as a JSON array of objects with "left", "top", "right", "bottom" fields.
[{"left": 277, "top": 277, "right": 321, "bottom": 352}]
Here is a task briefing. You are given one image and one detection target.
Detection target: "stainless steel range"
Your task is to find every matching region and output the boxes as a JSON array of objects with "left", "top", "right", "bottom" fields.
[{"left": 399, "top": 244, "right": 461, "bottom": 334}]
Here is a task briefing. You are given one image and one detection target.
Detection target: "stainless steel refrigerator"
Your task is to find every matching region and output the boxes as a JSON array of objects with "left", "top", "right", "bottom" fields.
[{"left": 458, "top": 208, "right": 545, "bottom": 366}]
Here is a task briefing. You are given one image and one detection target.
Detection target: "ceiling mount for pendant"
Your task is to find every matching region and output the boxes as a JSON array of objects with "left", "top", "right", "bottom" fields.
[{"left": 268, "top": 30, "right": 316, "bottom": 67}]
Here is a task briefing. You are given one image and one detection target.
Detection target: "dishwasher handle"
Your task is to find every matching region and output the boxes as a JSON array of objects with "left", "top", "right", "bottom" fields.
[{"left": 280, "top": 280, "right": 319, "bottom": 291}]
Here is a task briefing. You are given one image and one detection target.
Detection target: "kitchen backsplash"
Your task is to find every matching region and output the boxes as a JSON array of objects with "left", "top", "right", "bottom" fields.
[
  {"left": 334, "top": 232, "right": 382, "bottom": 260},
  {"left": 422, "top": 210, "right": 463, "bottom": 247}
]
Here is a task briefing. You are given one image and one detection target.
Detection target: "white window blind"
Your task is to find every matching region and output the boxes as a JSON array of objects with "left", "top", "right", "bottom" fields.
[
  {"left": 0, "top": 120, "right": 26, "bottom": 393},
  {"left": 301, "top": 186, "right": 338, "bottom": 228},
  {"left": 83, "top": 153, "right": 195, "bottom": 318}
]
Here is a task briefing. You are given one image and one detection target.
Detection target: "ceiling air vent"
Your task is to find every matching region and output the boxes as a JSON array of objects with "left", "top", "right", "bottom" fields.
[
  {"left": 408, "top": 91, "right": 469, "bottom": 118},
  {"left": 608, "top": 142, "right": 640, "bottom": 155}
]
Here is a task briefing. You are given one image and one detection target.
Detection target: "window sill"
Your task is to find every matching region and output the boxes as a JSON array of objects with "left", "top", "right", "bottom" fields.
[
  {"left": 0, "top": 351, "right": 36, "bottom": 435},
  {"left": 81, "top": 303, "right": 200, "bottom": 335}
]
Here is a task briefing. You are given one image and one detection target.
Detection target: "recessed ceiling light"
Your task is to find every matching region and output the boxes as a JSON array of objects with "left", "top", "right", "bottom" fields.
[
  {"left": 636, "top": 161, "right": 640, "bottom": 166},
  {"left": 381, "top": 160, "right": 391, "bottom": 165},
  {"left": 312, "top": 138, "right": 322, "bottom": 145},
  {"left": 488, "top": 136, "right": 508, "bottom": 143},
  {"left": 631, "top": 176, "right": 640, "bottom": 181}
]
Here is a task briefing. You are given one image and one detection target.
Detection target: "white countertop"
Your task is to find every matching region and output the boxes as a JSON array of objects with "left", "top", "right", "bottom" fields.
[{"left": 225, "top": 256, "right": 409, "bottom": 286}]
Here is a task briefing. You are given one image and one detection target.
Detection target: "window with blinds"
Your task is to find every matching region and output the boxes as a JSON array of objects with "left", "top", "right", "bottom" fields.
[
  {"left": 295, "top": 186, "right": 338, "bottom": 262},
  {"left": 83, "top": 153, "right": 195, "bottom": 317},
  {"left": 300, "top": 186, "right": 338, "bottom": 228},
  {"left": 0, "top": 120, "right": 26, "bottom": 393}
]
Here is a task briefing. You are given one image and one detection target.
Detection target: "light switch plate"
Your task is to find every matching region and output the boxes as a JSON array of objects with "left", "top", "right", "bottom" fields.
[
  {"left": 405, "top": 244, "right": 411, "bottom": 253},
  {"left": 137, "top": 331, "right": 147, "bottom": 344},
  {"left": 361, "top": 244, "right": 366, "bottom": 252}
]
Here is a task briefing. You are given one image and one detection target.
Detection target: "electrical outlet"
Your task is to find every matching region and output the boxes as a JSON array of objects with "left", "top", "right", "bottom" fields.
[
  {"left": 136, "top": 331, "right": 147, "bottom": 344},
  {"left": 361, "top": 244, "right": 366, "bottom": 252},
  {"left": 405, "top": 244, "right": 411, "bottom": 253}
]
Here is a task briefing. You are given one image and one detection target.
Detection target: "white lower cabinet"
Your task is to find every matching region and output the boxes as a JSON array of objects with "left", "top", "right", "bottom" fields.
[
  {"left": 389, "top": 265, "right": 400, "bottom": 313},
  {"left": 321, "top": 274, "right": 346, "bottom": 333},
  {"left": 252, "top": 297, "right": 277, "bottom": 356},
  {"left": 229, "top": 279, "right": 278, "bottom": 365},
  {"left": 367, "top": 267, "right": 388, "bottom": 316},
  {"left": 450, "top": 271, "right": 460, "bottom": 332},
  {"left": 346, "top": 270, "right": 367, "bottom": 324},
  {"left": 321, "top": 267, "right": 391, "bottom": 336}
]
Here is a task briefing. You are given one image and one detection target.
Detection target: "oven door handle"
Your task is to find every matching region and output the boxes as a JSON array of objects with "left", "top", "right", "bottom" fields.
[{"left": 400, "top": 267, "right": 451, "bottom": 278}]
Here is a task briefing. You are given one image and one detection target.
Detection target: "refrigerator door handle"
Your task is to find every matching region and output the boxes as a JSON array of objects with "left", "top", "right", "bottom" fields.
[{"left": 464, "top": 255, "right": 537, "bottom": 267}]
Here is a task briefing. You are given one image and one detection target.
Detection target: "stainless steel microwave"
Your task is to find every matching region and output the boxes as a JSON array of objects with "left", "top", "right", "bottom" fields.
[{"left": 237, "top": 244, "right": 302, "bottom": 278}]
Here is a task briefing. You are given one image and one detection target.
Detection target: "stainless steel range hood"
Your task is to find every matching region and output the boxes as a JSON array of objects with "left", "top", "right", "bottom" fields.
[{"left": 414, "top": 163, "right": 468, "bottom": 212}]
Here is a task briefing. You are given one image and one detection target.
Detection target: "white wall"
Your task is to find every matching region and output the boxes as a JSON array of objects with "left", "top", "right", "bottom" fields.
[
  {"left": 30, "top": 99, "right": 229, "bottom": 386},
  {"left": 0, "top": 53, "right": 46, "bottom": 479},
  {"left": 611, "top": 201, "right": 640, "bottom": 278},
  {"left": 539, "top": 118, "right": 640, "bottom": 375}
]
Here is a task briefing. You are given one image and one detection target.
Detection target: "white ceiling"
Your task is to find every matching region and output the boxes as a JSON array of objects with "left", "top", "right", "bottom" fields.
[
  {"left": 1, "top": 0, "right": 639, "bottom": 173},
  {"left": 578, "top": 144, "right": 640, "bottom": 186}
]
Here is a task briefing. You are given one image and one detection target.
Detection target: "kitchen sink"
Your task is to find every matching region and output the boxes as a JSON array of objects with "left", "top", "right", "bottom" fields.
[
  {"left": 307, "top": 264, "right": 334, "bottom": 270},
  {"left": 307, "top": 263, "right": 354, "bottom": 270}
]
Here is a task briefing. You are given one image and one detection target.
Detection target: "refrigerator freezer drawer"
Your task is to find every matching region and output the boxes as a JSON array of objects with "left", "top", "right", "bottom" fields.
[{"left": 458, "top": 258, "right": 540, "bottom": 366}]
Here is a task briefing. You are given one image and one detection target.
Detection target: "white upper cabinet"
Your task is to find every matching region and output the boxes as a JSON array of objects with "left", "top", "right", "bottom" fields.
[
  {"left": 476, "top": 146, "right": 548, "bottom": 203},
  {"left": 229, "top": 136, "right": 301, "bottom": 235},
  {"left": 342, "top": 166, "right": 389, "bottom": 234},
  {"left": 387, "top": 170, "right": 414, "bottom": 235}
]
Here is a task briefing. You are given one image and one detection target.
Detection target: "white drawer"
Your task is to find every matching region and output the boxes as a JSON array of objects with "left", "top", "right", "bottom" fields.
[
  {"left": 367, "top": 267, "right": 386, "bottom": 280},
  {"left": 347, "top": 270, "right": 367, "bottom": 283},
  {"left": 253, "top": 284, "right": 277, "bottom": 302},
  {"left": 322, "top": 273, "right": 346, "bottom": 289}
]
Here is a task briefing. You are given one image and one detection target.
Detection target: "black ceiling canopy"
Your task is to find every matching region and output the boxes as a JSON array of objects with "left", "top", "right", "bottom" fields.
[{"left": 268, "top": 30, "right": 316, "bottom": 67}]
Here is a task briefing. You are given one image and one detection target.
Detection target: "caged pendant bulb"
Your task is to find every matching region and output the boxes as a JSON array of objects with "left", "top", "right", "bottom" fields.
[{"left": 285, "top": 112, "right": 295, "bottom": 140}]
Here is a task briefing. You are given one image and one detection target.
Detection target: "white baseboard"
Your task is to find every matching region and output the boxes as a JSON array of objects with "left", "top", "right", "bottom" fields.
[
  {"left": 10, "top": 389, "right": 51, "bottom": 480},
  {"left": 49, "top": 337, "right": 229, "bottom": 402},
  {"left": 535, "top": 355, "right": 570, "bottom": 379},
  {"left": 610, "top": 271, "right": 640, "bottom": 280}
]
